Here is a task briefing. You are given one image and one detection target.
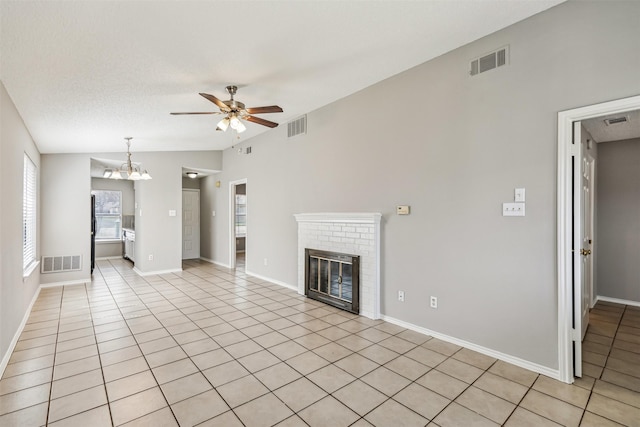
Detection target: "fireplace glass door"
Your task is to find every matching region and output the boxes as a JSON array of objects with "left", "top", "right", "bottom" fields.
[{"left": 305, "top": 249, "right": 359, "bottom": 314}]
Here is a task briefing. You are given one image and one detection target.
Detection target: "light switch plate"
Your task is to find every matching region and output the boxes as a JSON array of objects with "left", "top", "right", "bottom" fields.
[
  {"left": 169, "top": 210, "right": 177, "bottom": 217},
  {"left": 503, "top": 202, "right": 525, "bottom": 216},
  {"left": 515, "top": 188, "right": 526, "bottom": 202}
]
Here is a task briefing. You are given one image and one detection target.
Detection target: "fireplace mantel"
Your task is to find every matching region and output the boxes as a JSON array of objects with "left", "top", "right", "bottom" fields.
[
  {"left": 294, "top": 212, "right": 381, "bottom": 319},
  {"left": 294, "top": 212, "right": 382, "bottom": 224}
]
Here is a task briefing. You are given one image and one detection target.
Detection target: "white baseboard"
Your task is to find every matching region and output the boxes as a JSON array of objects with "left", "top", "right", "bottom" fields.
[
  {"left": 40, "top": 278, "right": 89, "bottom": 288},
  {"left": 244, "top": 270, "right": 298, "bottom": 292},
  {"left": 199, "top": 257, "right": 231, "bottom": 269},
  {"left": 381, "top": 314, "right": 561, "bottom": 382},
  {"left": 596, "top": 295, "right": 640, "bottom": 308},
  {"left": 0, "top": 286, "right": 42, "bottom": 379},
  {"left": 133, "top": 267, "right": 183, "bottom": 277},
  {"left": 96, "top": 256, "right": 123, "bottom": 260}
]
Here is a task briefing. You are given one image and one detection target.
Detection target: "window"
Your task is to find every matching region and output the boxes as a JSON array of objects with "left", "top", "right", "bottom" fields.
[
  {"left": 23, "top": 154, "right": 37, "bottom": 272},
  {"left": 235, "top": 194, "right": 246, "bottom": 237},
  {"left": 92, "top": 190, "right": 122, "bottom": 240}
]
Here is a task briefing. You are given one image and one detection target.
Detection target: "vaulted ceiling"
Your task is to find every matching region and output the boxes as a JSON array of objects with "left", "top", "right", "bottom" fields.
[{"left": 0, "top": 0, "right": 564, "bottom": 153}]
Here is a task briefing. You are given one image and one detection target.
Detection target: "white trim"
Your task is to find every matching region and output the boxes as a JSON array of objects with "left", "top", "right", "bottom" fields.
[
  {"left": 294, "top": 212, "right": 382, "bottom": 224},
  {"left": 133, "top": 267, "right": 183, "bottom": 277},
  {"left": 382, "top": 314, "right": 560, "bottom": 381},
  {"left": 22, "top": 260, "right": 40, "bottom": 279},
  {"left": 229, "top": 178, "right": 247, "bottom": 269},
  {"left": 0, "top": 287, "right": 42, "bottom": 378},
  {"left": 96, "top": 256, "right": 123, "bottom": 260},
  {"left": 596, "top": 295, "right": 640, "bottom": 308},
  {"left": 40, "top": 279, "right": 88, "bottom": 288},
  {"left": 199, "top": 257, "right": 231, "bottom": 269},
  {"left": 245, "top": 270, "right": 298, "bottom": 292},
  {"left": 557, "top": 94, "right": 640, "bottom": 384}
]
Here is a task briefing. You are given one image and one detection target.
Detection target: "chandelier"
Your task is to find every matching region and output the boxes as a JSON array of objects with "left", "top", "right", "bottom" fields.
[{"left": 104, "top": 137, "right": 152, "bottom": 180}]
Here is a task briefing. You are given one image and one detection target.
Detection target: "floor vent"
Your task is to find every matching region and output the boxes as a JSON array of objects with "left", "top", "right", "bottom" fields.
[
  {"left": 288, "top": 115, "right": 307, "bottom": 138},
  {"left": 41, "top": 255, "right": 82, "bottom": 273},
  {"left": 470, "top": 45, "right": 509, "bottom": 76}
]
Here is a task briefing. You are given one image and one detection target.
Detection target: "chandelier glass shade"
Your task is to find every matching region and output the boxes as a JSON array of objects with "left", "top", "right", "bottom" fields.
[
  {"left": 105, "top": 138, "right": 152, "bottom": 180},
  {"left": 217, "top": 113, "right": 246, "bottom": 133}
]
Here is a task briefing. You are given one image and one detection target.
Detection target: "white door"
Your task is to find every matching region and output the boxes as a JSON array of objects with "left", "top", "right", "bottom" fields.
[
  {"left": 581, "top": 150, "right": 595, "bottom": 340},
  {"left": 182, "top": 189, "right": 200, "bottom": 260},
  {"left": 572, "top": 121, "right": 595, "bottom": 378}
]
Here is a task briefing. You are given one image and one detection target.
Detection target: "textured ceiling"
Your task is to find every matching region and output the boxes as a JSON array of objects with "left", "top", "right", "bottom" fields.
[
  {"left": 1, "top": 0, "right": 565, "bottom": 153},
  {"left": 583, "top": 110, "right": 640, "bottom": 143}
]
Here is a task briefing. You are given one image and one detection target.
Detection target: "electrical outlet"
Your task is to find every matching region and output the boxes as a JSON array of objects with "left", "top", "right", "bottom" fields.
[
  {"left": 430, "top": 296, "right": 438, "bottom": 309},
  {"left": 148, "top": 254, "right": 153, "bottom": 261},
  {"left": 264, "top": 258, "right": 268, "bottom": 266},
  {"left": 398, "top": 291, "right": 405, "bottom": 302}
]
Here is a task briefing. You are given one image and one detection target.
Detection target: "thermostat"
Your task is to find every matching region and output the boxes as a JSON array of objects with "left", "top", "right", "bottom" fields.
[{"left": 396, "top": 205, "right": 410, "bottom": 215}]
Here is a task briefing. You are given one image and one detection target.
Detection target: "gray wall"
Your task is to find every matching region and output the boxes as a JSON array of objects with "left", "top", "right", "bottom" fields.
[
  {"left": 182, "top": 176, "right": 201, "bottom": 189},
  {"left": 200, "top": 175, "right": 219, "bottom": 261},
  {"left": 211, "top": 1, "right": 640, "bottom": 369},
  {"left": 0, "top": 81, "right": 41, "bottom": 365},
  {"left": 597, "top": 138, "right": 640, "bottom": 303},
  {"left": 40, "top": 151, "right": 222, "bottom": 282},
  {"left": 92, "top": 177, "right": 135, "bottom": 258}
]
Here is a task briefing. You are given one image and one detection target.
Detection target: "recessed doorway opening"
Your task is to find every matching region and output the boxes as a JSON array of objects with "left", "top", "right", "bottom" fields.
[
  {"left": 229, "top": 179, "right": 247, "bottom": 270},
  {"left": 557, "top": 94, "right": 640, "bottom": 384}
]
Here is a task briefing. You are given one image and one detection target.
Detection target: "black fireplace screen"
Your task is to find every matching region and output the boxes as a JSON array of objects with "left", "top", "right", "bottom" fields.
[{"left": 305, "top": 248, "right": 359, "bottom": 314}]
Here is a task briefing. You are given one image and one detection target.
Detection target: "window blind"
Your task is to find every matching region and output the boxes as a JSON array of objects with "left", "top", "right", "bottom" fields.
[{"left": 23, "top": 153, "right": 37, "bottom": 270}]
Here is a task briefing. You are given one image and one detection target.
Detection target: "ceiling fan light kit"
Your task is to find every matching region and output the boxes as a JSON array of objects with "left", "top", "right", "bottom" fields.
[
  {"left": 172, "top": 85, "right": 283, "bottom": 135},
  {"left": 107, "top": 137, "right": 152, "bottom": 181}
]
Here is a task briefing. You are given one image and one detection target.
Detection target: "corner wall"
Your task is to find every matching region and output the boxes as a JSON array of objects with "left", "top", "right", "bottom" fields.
[
  {"left": 0, "top": 81, "right": 41, "bottom": 367},
  {"left": 212, "top": 1, "right": 640, "bottom": 370}
]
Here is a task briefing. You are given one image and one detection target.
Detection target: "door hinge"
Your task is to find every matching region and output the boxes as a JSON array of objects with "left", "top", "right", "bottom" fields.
[{"left": 571, "top": 328, "right": 580, "bottom": 342}]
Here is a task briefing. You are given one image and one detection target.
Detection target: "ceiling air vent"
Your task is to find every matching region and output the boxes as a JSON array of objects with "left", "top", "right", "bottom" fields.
[
  {"left": 604, "top": 116, "right": 629, "bottom": 126},
  {"left": 288, "top": 115, "right": 307, "bottom": 138},
  {"left": 41, "top": 255, "right": 82, "bottom": 273},
  {"left": 470, "top": 45, "right": 509, "bottom": 76}
]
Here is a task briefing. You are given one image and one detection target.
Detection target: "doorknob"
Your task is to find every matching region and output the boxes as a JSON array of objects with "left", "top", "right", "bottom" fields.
[{"left": 580, "top": 249, "right": 591, "bottom": 256}]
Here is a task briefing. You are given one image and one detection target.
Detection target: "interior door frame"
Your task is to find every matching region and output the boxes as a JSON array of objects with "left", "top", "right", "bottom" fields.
[
  {"left": 557, "top": 94, "right": 640, "bottom": 383},
  {"left": 228, "top": 178, "right": 247, "bottom": 269}
]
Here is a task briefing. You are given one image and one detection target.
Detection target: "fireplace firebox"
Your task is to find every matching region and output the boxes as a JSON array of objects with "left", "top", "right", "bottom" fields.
[{"left": 305, "top": 248, "right": 359, "bottom": 314}]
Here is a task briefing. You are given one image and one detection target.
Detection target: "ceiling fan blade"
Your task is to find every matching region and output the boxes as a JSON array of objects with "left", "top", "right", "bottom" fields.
[
  {"left": 245, "top": 105, "right": 283, "bottom": 115},
  {"left": 245, "top": 115, "right": 279, "bottom": 128},
  {"left": 170, "top": 112, "right": 217, "bottom": 115},
  {"left": 199, "top": 93, "right": 230, "bottom": 111}
]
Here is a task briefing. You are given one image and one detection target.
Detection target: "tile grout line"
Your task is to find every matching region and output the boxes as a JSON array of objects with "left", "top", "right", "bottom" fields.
[
  {"left": 44, "top": 285, "right": 65, "bottom": 426},
  {"left": 84, "top": 269, "right": 116, "bottom": 427}
]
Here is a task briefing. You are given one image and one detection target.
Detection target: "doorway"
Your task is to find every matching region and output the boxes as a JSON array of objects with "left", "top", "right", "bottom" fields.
[
  {"left": 182, "top": 189, "right": 200, "bottom": 260},
  {"left": 229, "top": 179, "right": 247, "bottom": 270},
  {"left": 557, "top": 94, "right": 640, "bottom": 383}
]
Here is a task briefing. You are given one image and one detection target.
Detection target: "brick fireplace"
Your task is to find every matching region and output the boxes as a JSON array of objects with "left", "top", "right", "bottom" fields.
[{"left": 294, "top": 213, "right": 381, "bottom": 319}]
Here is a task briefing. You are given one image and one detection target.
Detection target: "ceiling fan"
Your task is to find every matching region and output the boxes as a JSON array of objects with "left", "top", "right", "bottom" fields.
[{"left": 171, "top": 86, "right": 283, "bottom": 133}]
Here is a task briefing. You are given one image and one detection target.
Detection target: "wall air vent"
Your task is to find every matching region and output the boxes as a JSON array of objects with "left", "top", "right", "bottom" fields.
[
  {"left": 41, "top": 255, "right": 82, "bottom": 273},
  {"left": 604, "top": 116, "right": 629, "bottom": 126},
  {"left": 470, "top": 45, "right": 509, "bottom": 76},
  {"left": 288, "top": 115, "right": 307, "bottom": 138}
]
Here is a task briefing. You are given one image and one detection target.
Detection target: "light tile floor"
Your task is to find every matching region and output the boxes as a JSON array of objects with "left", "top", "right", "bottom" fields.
[{"left": 1, "top": 259, "right": 639, "bottom": 426}]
